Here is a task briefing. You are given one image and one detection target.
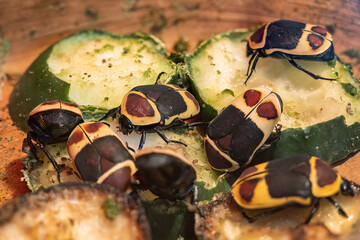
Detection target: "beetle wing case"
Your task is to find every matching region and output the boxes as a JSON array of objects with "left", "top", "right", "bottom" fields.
[
  {"left": 205, "top": 88, "right": 283, "bottom": 172},
  {"left": 120, "top": 84, "right": 200, "bottom": 127},
  {"left": 67, "top": 122, "right": 135, "bottom": 189},
  {"left": 232, "top": 155, "right": 343, "bottom": 209},
  {"left": 134, "top": 148, "right": 196, "bottom": 200}
]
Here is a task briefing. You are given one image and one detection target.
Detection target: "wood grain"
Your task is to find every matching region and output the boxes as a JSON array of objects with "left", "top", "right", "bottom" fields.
[{"left": 0, "top": 0, "right": 360, "bottom": 206}]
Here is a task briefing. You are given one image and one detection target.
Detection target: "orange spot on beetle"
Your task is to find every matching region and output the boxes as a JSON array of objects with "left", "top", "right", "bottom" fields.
[
  {"left": 308, "top": 34, "right": 324, "bottom": 50},
  {"left": 311, "top": 26, "right": 327, "bottom": 36},
  {"left": 250, "top": 25, "right": 266, "bottom": 44},
  {"left": 217, "top": 134, "right": 232, "bottom": 151},
  {"left": 239, "top": 178, "right": 259, "bottom": 202},
  {"left": 315, "top": 159, "right": 338, "bottom": 187},
  {"left": 257, "top": 102, "right": 278, "bottom": 119},
  {"left": 67, "top": 128, "right": 84, "bottom": 145},
  {"left": 240, "top": 166, "right": 258, "bottom": 178},
  {"left": 126, "top": 93, "right": 155, "bottom": 117},
  {"left": 83, "top": 122, "right": 103, "bottom": 133},
  {"left": 244, "top": 89, "right": 261, "bottom": 107}
]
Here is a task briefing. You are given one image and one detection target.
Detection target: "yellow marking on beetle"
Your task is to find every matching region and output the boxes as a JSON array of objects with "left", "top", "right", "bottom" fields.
[
  {"left": 265, "top": 30, "right": 332, "bottom": 56},
  {"left": 303, "top": 24, "right": 333, "bottom": 41},
  {"left": 121, "top": 91, "right": 161, "bottom": 126},
  {"left": 29, "top": 100, "right": 83, "bottom": 118},
  {"left": 97, "top": 160, "right": 137, "bottom": 184},
  {"left": 309, "top": 156, "right": 341, "bottom": 198},
  {"left": 67, "top": 125, "right": 90, "bottom": 175},
  {"left": 248, "top": 22, "right": 270, "bottom": 50},
  {"left": 233, "top": 173, "right": 312, "bottom": 209},
  {"left": 135, "top": 147, "right": 192, "bottom": 167}
]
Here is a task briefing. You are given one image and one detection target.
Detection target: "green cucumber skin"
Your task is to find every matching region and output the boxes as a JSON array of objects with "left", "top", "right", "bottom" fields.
[
  {"left": 9, "top": 30, "right": 176, "bottom": 131},
  {"left": 9, "top": 45, "right": 69, "bottom": 131},
  {"left": 185, "top": 29, "right": 360, "bottom": 164},
  {"left": 185, "top": 29, "right": 252, "bottom": 121},
  {"left": 142, "top": 200, "right": 196, "bottom": 240},
  {"left": 253, "top": 116, "right": 360, "bottom": 165}
]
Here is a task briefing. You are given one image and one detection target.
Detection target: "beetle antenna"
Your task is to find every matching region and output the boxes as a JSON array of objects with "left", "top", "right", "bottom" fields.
[
  {"left": 340, "top": 178, "right": 360, "bottom": 195},
  {"left": 155, "top": 72, "right": 167, "bottom": 84},
  {"left": 246, "top": 52, "right": 257, "bottom": 76},
  {"left": 244, "top": 52, "right": 260, "bottom": 85}
]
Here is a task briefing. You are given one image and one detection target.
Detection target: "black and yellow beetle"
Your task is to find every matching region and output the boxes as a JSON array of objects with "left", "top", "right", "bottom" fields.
[
  {"left": 232, "top": 155, "right": 360, "bottom": 224},
  {"left": 67, "top": 122, "right": 136, "bottom": 191},
  {"left": 27, "top": 100, "right": 84, "bottom": 181},
  {"left": 134, "top": 147, "right": 197, "bottom": 200},
  {"left": 99, "top": 72, "right": 206, "bottom": 149},
  {"left": 245, "top": 19, "right": 336, "bottom": 84},
  {"left": 204, "top": 88, "right": 283, "bottom": 172},
  {"left": 67, "top": 123, "right": 196, "bottom": 199}
]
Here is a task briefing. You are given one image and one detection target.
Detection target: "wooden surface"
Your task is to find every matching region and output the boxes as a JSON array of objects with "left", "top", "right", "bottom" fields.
[{"left": 1, "top": 0, "right": 360, "bottom": 206}]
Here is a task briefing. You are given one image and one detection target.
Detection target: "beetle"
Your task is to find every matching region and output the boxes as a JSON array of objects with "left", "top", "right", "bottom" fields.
[
  {"left": 245, "top": 19, "right": 336, "bottom": 84},
  {"left": 232, "top": 155, "right": 360, "bottom": 224},
  {"left": 204, "top": 88, "right": 283, "bottom": 172},
  {"left": 99, "top": 72, "right": 206, "bottom": 150},
  {"left": 27, "top": 100, "right": 84, "bottom": 181},
  {"left": 133, "top": 147, "right": 197, "bottom": 200},
  {"left": 67, "top": 122, "right": 136, "bottom": 191}
]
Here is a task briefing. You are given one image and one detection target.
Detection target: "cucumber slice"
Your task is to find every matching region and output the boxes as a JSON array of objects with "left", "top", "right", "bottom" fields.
[
  {"left": 0, "top": 182, "right": 151, "bottom": 240},
  {"left": 9, "top": 30, "right": 179, "bottom": 131},
  {"left": 186, "top": 29, "right": 360, "bottom": 163},
  {"left": 196, "top": 192, "right": 360, "bottom": 239},
  {"left": 21, "top": 119, "right": 221, "bottom": 240}
]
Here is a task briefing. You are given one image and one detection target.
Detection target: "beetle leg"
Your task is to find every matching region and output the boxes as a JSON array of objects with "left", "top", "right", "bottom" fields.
[
  {"left": 171, "top": 119, "right": 209, "bottom": 128},
  {"left": 257, "top": 124, "right": 282, "bottom": 152},
  {"left": 155, "top": 71, "right": 167, "bottom": 84},
  {"left": 138, "top": 131, "right": 147, "bottom": 150},
  {"left": 126, "top": 142, "right": 136, "bottom": 153},
  {"left": 244, "top": 51, "right": 261, "bottom": 85},
  {"left": 28, "top": 134, "right": 62, "bottom": 183},
  {"left": 326, "top": 197, "right": 349, "bottom": 218},
  {"left": 26, "top": 132, "right": 42, "bottom": 162},
  {"left": 37, "top": 142, "right": 62, "bottom": 183},
  {"left": 283, "top": 55, "right": 337, "bottom": 81},
  {"left": 304, "top": 199, "right": 320, "bottom": 224},
  {"left": 153, "top": 128, "right": 187, "bottom": 147},
  {"left": 98, "top": 107, "right": 121, "bottom": 121}
]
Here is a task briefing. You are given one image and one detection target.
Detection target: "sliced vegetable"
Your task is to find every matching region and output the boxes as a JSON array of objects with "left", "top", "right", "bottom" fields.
[
  {"left": 9, "top": 30, "right": 180, "bottom": 130},
  {"left": 186, "top": 29, "right": 360, "bottom": 163},
  {"left": 0, "top": 182, "right": 151, "bottom": 240},
  {"left": 195, "top": 192, "right": 360, "bottom": 239}
]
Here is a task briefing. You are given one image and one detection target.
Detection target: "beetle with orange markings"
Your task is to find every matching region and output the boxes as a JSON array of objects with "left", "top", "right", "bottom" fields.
[
  {"left": 66, "top": 121, "right": 197, "bottom": 200},
  {"left": 204, "top": 88, "right": 283, "bottom": 172},
  {"left": 99, "top": 72, "right": 205, "bottom": 150},
  {"left": 232, "top": 155, "right": 360, "bottom": 224},
  {"left": 26, "top": 100, "right": 84, "bottom": 181},
  {"left": 245, "top": 19, "right": 336, "bottom": 84}
]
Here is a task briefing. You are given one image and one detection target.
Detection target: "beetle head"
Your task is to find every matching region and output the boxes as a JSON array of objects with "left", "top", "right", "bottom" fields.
[
  {"left": 119, "top": 115, "right": 134, "bottom": 135},
  {"left": 340, "top": 178, "right": 360, "bottom": 196}
]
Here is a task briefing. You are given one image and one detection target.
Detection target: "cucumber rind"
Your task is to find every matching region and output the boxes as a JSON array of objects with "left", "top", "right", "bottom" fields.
[
  {"left": 185, "top": 29, "right": 360, "bottom": 164},
  {"left": 9, "top": 30, "right": 177, "bottom": 131}
]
